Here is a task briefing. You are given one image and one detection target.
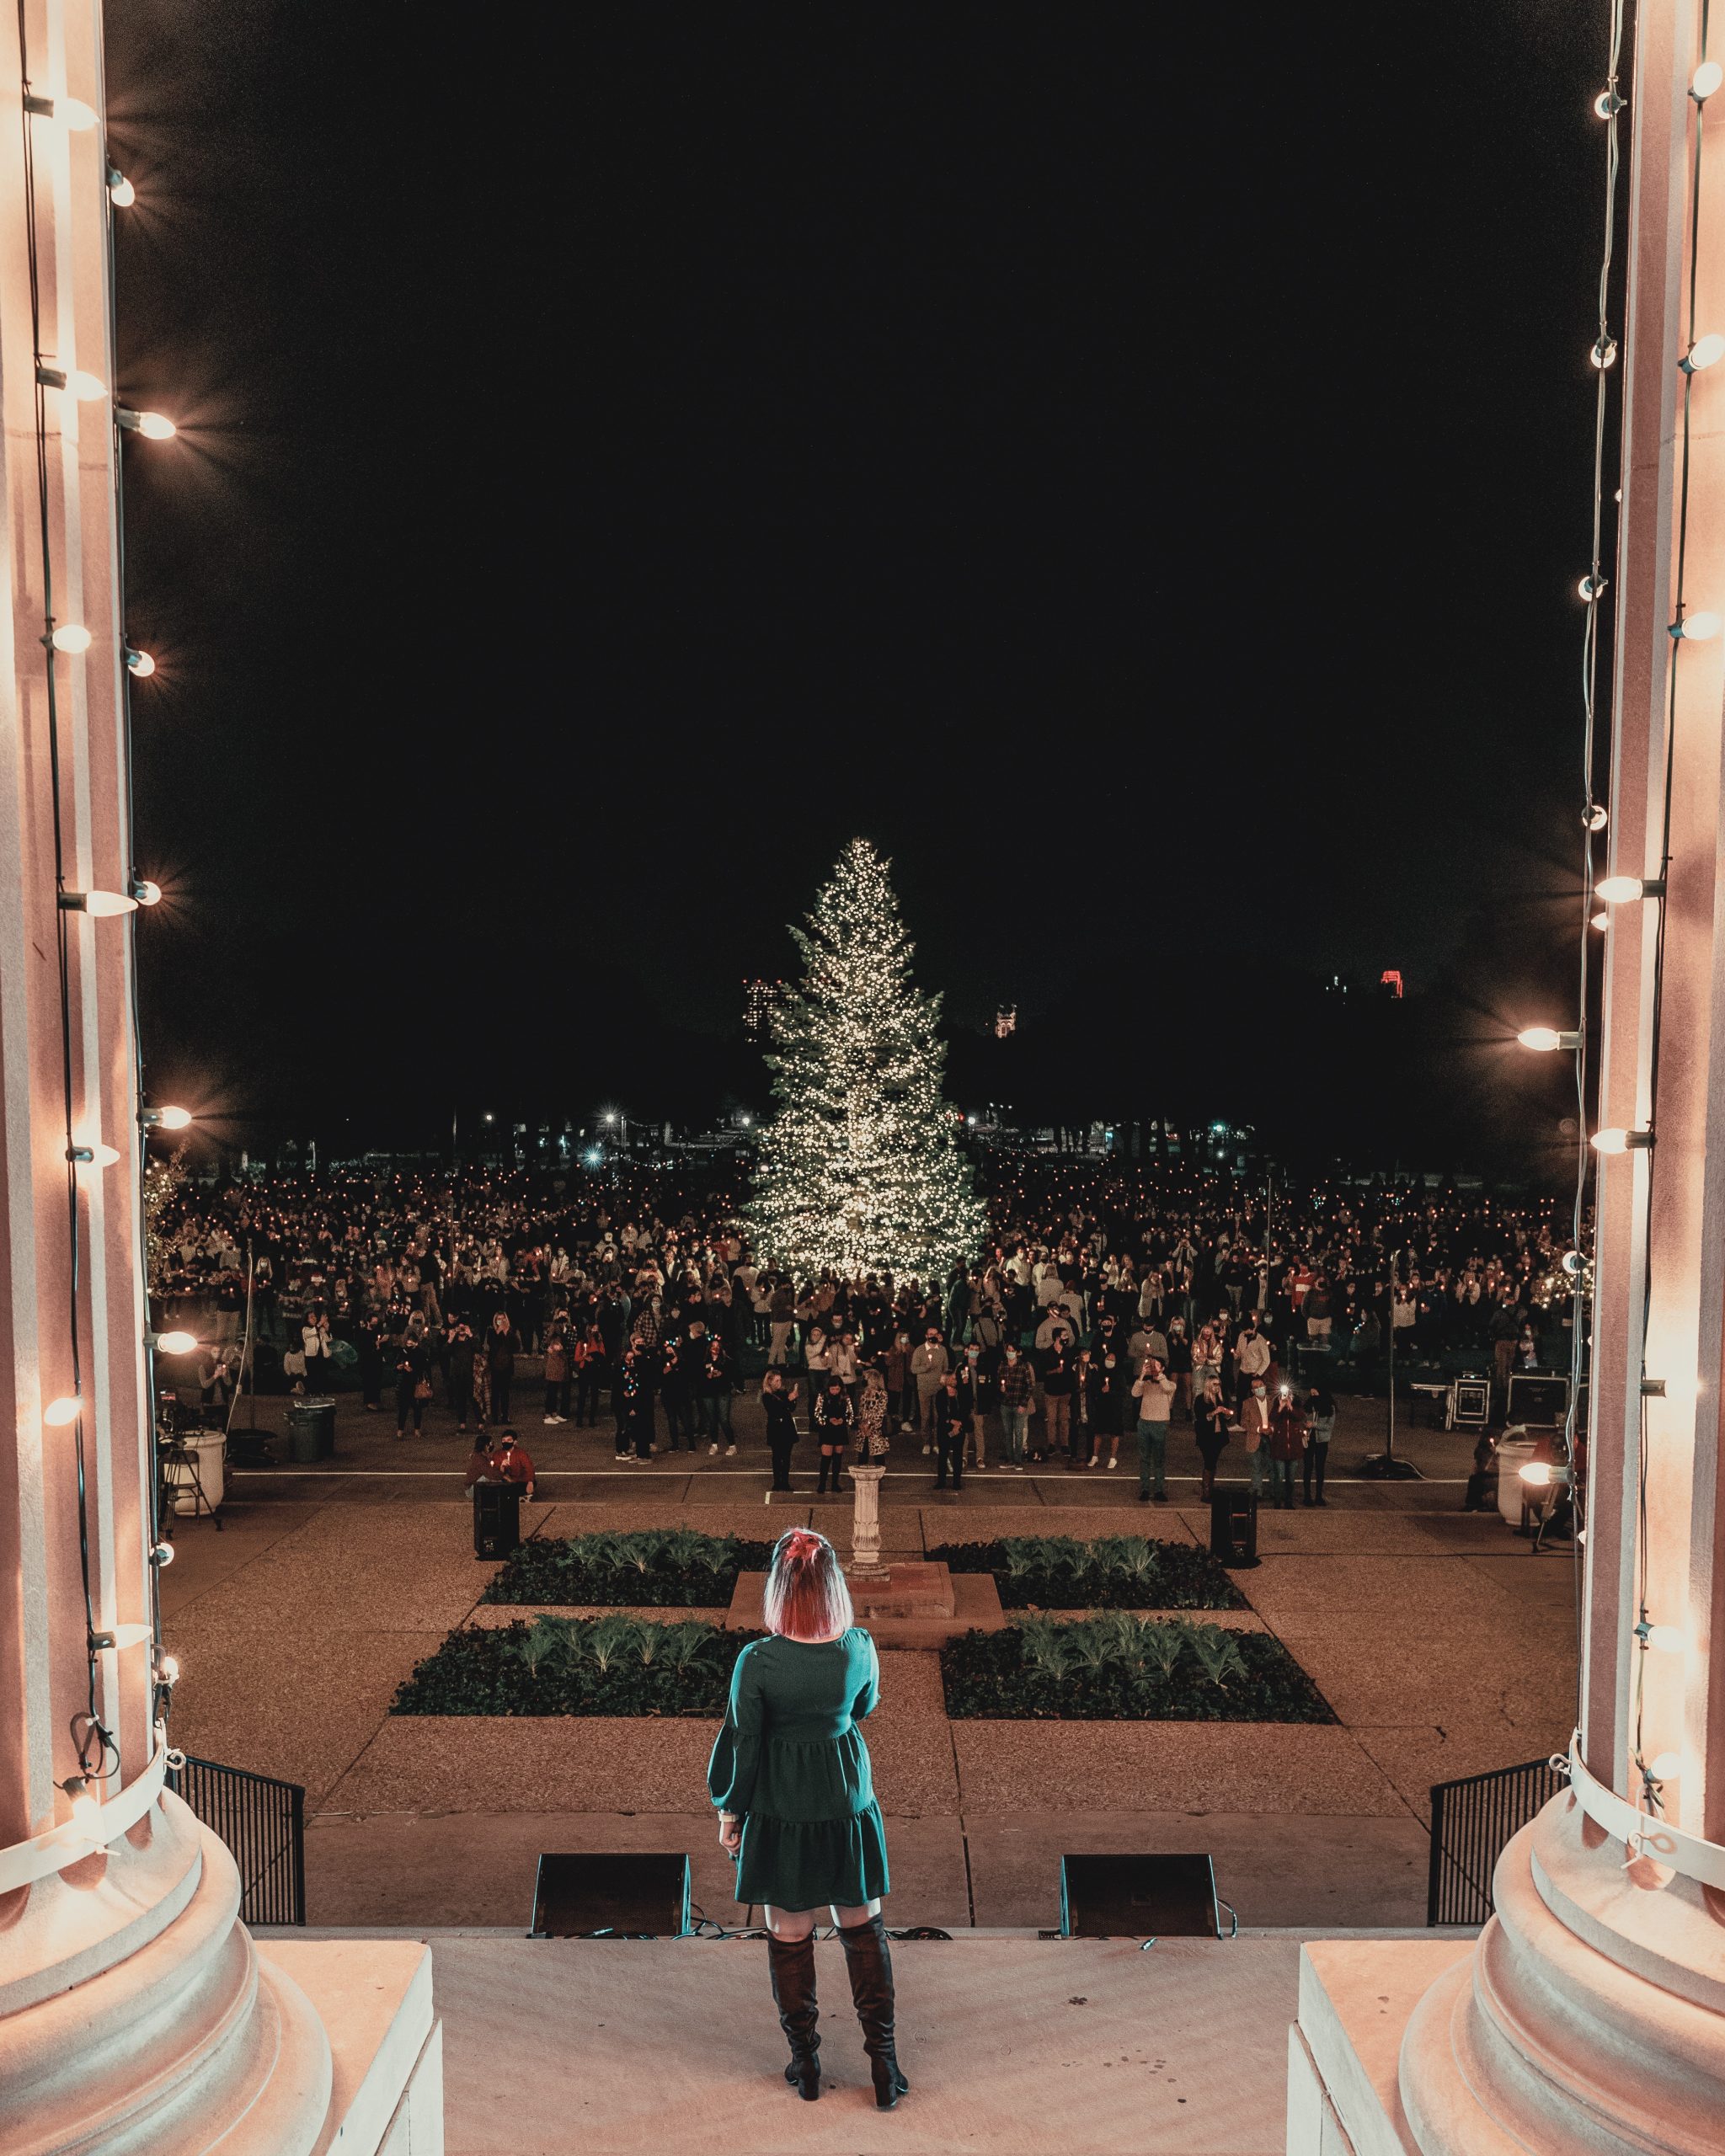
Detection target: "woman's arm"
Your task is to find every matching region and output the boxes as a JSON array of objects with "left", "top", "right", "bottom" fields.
[
  {"left": 851, "top": 1635, "right": 881, "bottom": 1722},
  {"left": 707, "top": 1646, "right": 763, "bottom": 1823}
]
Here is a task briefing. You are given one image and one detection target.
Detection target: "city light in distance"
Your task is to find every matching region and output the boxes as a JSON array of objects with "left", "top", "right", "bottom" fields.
[
  {"left": 1694, "top": 60, "right": 1724, "bottom": 101},
  {"left": 1517, "top": 1027, "right": 1582, "bottom": 1053},
  {"left": 43, "top": 1396, "right": 81, "bottom": 1427},
  {"left": 1685, "top": 332, "right": 1725, "bottom": 371},
  {"left": 51, "top": 624, "right": 92, "bottom": 654}
]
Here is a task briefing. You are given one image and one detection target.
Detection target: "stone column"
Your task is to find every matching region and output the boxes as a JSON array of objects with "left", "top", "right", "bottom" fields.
[
  {"left": 1295, "top": 5, "right": 1725, "bottom": 2148},
  {"left": 846, "top": 1462, "right": 891, "bottom": 1580},
  {"left": 0, "top": 8, "right": 348, "bottom": 2149}
]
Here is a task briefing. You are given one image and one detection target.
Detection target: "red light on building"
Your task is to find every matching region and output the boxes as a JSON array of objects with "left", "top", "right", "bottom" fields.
[{"left": 1380, "top": 969, "right": 1404, "bottom": 1000}]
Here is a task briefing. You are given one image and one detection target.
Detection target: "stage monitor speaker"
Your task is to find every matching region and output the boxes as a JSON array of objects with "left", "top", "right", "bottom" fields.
[
  {"left": 1060, "top": 1853, "right": 1222, "bottom": 1940},
  {"left": 1208, "top": 1489, "right": 1258, "bottom": 1566},
  {"left": 530, "top": 1851, "right": 691, "bottom": 1938}
]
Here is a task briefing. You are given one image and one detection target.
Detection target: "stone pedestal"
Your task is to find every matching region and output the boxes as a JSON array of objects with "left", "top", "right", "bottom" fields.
[{"left": 844, "top": 1461, "right": 891, "bottom": 1579}]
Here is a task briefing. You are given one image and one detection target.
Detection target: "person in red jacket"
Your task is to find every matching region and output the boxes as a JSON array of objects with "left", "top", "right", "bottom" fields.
[
  {"left": 1266, "top": 1385, "right": 1307, "bottom": 1511},
  {"left": 490, "top": 1428, "right": 537, "bottom": 1499}
]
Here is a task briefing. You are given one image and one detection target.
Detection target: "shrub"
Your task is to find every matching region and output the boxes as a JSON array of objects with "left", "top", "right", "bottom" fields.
[
  {"left": 392, "top": 1617, "right": 763, "bottom": 1716},
  {"left": 939, "top": 1616, "right": 1332, "bottom": 1722},
  {"left": 927, "top": 1536, "right": 1247, "bottom": 1611},
  {"left": 482, "top": 1530, "right": 773, "bottom": 1608}
]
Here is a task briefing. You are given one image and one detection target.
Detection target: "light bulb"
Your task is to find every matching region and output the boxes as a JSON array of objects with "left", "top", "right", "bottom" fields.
[
  {"left": 126, "top": 648, "right": 155, "bottom": 678},
  {"left": 154, "top": 1652, "right": 179, "bottom": 1684},
  {"left": 1591, "top": 910, "right": 1609, "bottom": 931},
  {"left": 70, "top": 1142, "right": 122, "bottom": 1169},
  {"left": 1584, "top": 803, "right": 1609, "bottom": 832},
  {"left": 131, "top": 879, "right": 162, "bottom": 907},
  {"left": 1694, "top": 60, "right": 1723, "bottom": 100},
  {"left": 43, "top": 1396, "right": 82, "bottom": 1427},
  {"left": 1519, "top": 1460, "right": 1554, "bottom": 1486},
  {"left": 1676, "top": 611, "right": 1722, "bottom": 639},
  {"left": 62, "top": 1776, "right": 99, "bottom": 1829},
  {"left": 1650, "top": 1750, "right": 1683, "bottom": 1779},
  {"left": 136, "top": 412, "right": 175, "bottom": 440},
  {"left": 66, "top": 889, "right": 138, "bottom": 917},
  {"left": 96, "top": 1623, "right": 150, "bottom": 1650},
  {"left": 1517, "top": 1027, "right": 1580, "bottom": 1053},
  {"left": 150, "top": 1541, "right": 175, "bottom": 1566},
  {"left": 51, "top": 624, "right": 92, "bottom": 654},
  {"left": 1592, "top": 337, "right": 1619, "bottom": 370},
  {"left": 1596, "top": 874, "right": 1659, "bottom": 904},
  {"left": 1593, "top": 89, "right": 1624, "bottom": 119},
  {"left": 1685, "top": 333, "right": 1725, "bottom": 371},
  {"left": 1592, "top": 1129, "right": 1631, "bottom": 1154},
  {"left": 147, "top": 1104, "right": 191, "bottom": 1129},
  {"left": 58, "top": 99, "right": 98, "bottom": 131},
  {"left": 107, "top": 170, "right": 135, "bottom": 208},
  {"left": 1578, "top": 574, "right": 1607, "bottom": 602},
  {"left": 1648, "top": 1625, "right": 1686, "bottom": 1653},
  {"left": 152, "top": 1330, "right": 197, "bottom": 1355},
  {"left": 54, "top": 368, "right": 108, "bottom": 400}
]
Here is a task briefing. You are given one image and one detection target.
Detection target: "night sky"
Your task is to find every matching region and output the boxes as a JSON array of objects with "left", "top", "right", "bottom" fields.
[{"left": 106, "top": 3, "right": 1607, "bottom": 1160}]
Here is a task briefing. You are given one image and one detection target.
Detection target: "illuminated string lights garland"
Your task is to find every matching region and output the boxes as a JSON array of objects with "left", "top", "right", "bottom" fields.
[{"left": 14, "top": 12, "right": 190, "bottom": 1839}]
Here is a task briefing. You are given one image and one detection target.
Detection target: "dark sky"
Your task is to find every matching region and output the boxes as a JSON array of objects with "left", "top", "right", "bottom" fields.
[{"left": 105, "top": 2, "right": 1608, "bottom": 1142}]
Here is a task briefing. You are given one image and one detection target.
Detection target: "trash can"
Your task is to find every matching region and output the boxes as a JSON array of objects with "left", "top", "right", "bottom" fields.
[
  {"left": 1209, "top": 1487, "right": 1258, "bottom": 1567},
  {"left": 286, "top": 1396, "right": 336, "bottom": 1464},
  {"left": 473, "top": 1482, "right": 522, "bottom": 1560}
]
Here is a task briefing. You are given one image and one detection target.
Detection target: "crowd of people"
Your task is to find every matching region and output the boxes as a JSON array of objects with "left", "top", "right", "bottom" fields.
[{"left": 151, "top": 1157, "right": 1584, "bottom": 1502}]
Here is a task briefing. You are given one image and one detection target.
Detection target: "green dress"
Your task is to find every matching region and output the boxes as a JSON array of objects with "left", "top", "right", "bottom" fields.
[{"left": 708, "top": 1627, "right": 890, "bottom": 1912}]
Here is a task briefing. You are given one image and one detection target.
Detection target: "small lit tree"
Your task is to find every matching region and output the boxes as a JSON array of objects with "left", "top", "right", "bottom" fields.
[{"left": 750, "top": 838, "right": 986, "bottom": 1282}]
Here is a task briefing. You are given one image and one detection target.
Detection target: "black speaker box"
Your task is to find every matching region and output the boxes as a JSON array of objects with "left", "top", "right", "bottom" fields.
[
  {"left": 1060, "top": 1853, "right": 1220, "bottom": 1939},
  {"left": 530, "top": 1851, "right": 692, "bottom": 1937},
  {"left": 473, "top": 1482, "right": 522, "bottom": 1559},
  {"left": 1209, "top": 1488, "right": 1258, "bottom": 1566}
]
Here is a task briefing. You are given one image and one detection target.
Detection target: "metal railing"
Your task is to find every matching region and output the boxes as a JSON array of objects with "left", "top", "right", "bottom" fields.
[
  {"left": 1427, "top": 1757, "right": 1565, "bottom": 1926},
  {"left": 168, "top": 1754, "right": 306, "bottom": 1926}
]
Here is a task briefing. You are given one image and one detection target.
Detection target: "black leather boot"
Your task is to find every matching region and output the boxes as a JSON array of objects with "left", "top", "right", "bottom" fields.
[
  {"left": 766, "top": 1931, "right": 820, "bottom": 2100},
  {"left": 839, "top": 1914, "right": 909, "bottom": 2109},
  {"left": 816, "top": 1454, "right": 830, "bottom": 1494}
]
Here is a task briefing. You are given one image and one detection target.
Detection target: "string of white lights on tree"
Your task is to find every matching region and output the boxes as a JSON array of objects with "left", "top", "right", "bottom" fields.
[{"left": 14, "top": 10, "right": 193, "bottom": 1839}]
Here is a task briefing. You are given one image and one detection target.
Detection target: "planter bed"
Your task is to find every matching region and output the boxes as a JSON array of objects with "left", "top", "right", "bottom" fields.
[
  {"left": 940, "top": 1615, "right": 1334, "bottom": 1724},
  {"left": 482, "top": 1529, "right": 772, "bottom": 1609},
  {"left": 393, "top": 1615, "right": 761, "bottom": 1718},
  {"left": 927, "top": 1535, "right": 1248, "bottom": 1611}
]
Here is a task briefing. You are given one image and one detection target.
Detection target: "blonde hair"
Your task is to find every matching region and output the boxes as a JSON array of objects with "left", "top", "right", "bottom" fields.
[{"left": 762, "top": 1528, "right": 855, "bottom": 1641}]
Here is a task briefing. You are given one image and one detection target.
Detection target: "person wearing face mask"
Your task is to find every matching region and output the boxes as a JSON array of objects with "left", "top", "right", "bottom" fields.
[
  {"left": 957, "top": 1344, "right": 989, "bottom": 1472},
  {"left": 1238, "top": 1376, "right": 1273, "bottom": 1502},
  {"left": 1091, "top": 1348, "right": 1125, "bottom": 1469},
  {"left": 997, "top": 1342, "right": 1035, "bottom": 1470},
  {"left": 910, "top": 1329, "right": 948, "bottom": 1453},
  {"left": 1194, "top": 1374, "right": 1232, "bottom": 1502}
]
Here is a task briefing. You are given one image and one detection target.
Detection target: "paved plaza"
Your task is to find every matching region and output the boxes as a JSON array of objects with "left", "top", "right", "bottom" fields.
[{"left": 163, "top": 1389, "right": 1578, "bottom": 1935}]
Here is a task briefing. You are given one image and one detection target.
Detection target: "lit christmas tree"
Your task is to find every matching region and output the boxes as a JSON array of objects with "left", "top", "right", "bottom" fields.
[{"left": 750, "top": 838, "right": 988, "bottom": 1283}]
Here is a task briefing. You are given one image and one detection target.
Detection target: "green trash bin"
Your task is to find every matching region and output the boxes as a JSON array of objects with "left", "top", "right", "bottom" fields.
[{"left": 287, "top": 1396, "right": 336, "bottom": 1464}]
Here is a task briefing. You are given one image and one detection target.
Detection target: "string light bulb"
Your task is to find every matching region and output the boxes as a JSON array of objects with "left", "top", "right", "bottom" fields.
[
  {"left": 143, "top": 1105, "right": 191, "bottom": 1129},
  {"left": 36, "top": 364, "right": 108, "bottom": 400},
  {"left": 115, "top": 408, "right": 176, "bottom": 440},
  {"left": 60, "top": 889, "right": 138, "bottom": 916},
  {"left": 1672, "top": 611, "right": 1722, "bottom": 639},
  {"left": 153, "top": 1652, "right": 180, "bottom": 1685},
  {"left": 1693, "top": 60, "right": 1723, "bottom": 102},
  {"left": 131, "top": 879, "right": 162, "bottom": 907},
  {"left": 1578, "top": 574, "right": 1607, "bottom": 602},
  {"left": 1648, "top": 1625, "right": 1686, "bottom": 1653},
  {"left": 1592, "top": 1128, "right": 1653, "bottom": 1155},
  {"left": 61, "top": 1776, "right": 99, "bottom": 1830},
  {"left": 92, "top": 1623, "right": 150, "bottom": 1651},
  {"left": 148, "top": 1330, "right": 198, "bottom": 1355},
  {"left": 24, "top": 93, "right": 97, "bottom": 131},
  {"left": 1650, "top": 1750, "right": 1683, "bottom": 1779},
  {"left": 1592, "top": 337, "right": 1619, "bottom": 370},
  {"left": 1591, "top": 910, "right": 1610, "bottom": 931},
  {"left": 1517, "top": 1027, "right": 1583, "bottom": 1053},
  {"left": 43, "top": 1396, "right": 82, "bottom": 1427},
  {"left": 125, "top": 647, "right": 155, "bottom": 678},
  {"left": 68, "top": 1141, "right": 121, "bottom": 1169},
  {"left": 107, "top": 168, "right": 134, "bottom": 208},
  {"left": 150, "top": 1541, "right": 175, "bottom": 1567},
  {"left": 1682, "top": 333, "right": 1725, "bottom": 372},
  {"left": 50, "top": 624, "right": 92, "bottom": 654},
  {"left": 1596, "top": 873, "right": 1665, "bottom": 904},
  {"left": 1593, "top": 88, "right": 1624, "bottom": 119}
]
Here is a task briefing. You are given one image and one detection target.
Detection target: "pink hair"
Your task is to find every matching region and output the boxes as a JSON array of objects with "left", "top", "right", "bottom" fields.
[{"left": 762, "top": 1528, "right": 855, "bottom": 1641}]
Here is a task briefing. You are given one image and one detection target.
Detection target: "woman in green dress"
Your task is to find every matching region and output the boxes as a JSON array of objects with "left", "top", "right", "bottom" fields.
[{"left": 708, "top": 1527, "right": 908, "bottom": 2111}]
